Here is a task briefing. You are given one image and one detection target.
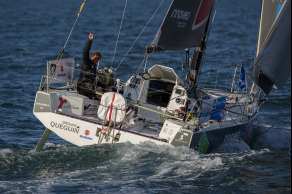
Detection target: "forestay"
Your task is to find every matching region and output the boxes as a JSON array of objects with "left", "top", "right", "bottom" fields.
[
  {"left": 253, "top": 0, "right": 291, "bottom": 94},
  {"left": 148, "top": 0, "right": 214, "bottom": 52}
]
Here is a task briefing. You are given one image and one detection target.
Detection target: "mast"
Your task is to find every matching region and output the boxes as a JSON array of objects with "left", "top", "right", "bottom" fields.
[{"left": 187, "top": 6, "right": 214, "bottom": 87}]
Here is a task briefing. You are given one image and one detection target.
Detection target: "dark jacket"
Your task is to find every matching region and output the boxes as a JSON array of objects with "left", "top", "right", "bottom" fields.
[
  {"left": 80, "top": 40, "right": 96, "bottom": 81},
  {"left": 77, "top": 40, "right": 96, "bottom": 94}
]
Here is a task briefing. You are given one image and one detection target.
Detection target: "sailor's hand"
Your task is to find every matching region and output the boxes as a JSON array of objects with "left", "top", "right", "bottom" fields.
[{"left": 89, "top": 32, "right": 94, "bottom": 40}]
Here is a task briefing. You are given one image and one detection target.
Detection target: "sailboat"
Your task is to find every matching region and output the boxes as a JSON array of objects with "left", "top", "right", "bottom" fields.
[{"left": 33, "top": 0, "right": 291, "bottom": 154}]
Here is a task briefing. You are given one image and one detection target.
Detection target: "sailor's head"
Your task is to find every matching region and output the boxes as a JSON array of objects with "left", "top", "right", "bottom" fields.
[{"left": 91, "top": 52, "right": 101, "bottom": 64}]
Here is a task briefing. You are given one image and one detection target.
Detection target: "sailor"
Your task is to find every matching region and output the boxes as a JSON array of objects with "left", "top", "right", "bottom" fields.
[{"left": 77, "top": 33, "right": 115, "bottom": 99}]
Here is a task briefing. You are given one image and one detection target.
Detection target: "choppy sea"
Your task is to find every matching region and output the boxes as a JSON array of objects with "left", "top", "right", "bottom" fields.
[{"left": 0, "top": 0, "right": 291, "bottom": 193}]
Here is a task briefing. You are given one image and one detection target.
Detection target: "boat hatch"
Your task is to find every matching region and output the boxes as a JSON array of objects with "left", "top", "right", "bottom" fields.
[
  {"left": 147, "top": 80, "right": 175, "bottom": 107},
  {"left": 148, "top": 65, "right": 183, "bottom": 84},
  {"left": 146, "top": 65, "right": 182, "bottom": 107}
]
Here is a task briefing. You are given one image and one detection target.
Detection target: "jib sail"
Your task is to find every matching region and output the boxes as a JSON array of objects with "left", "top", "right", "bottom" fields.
[{"left": 253, "top": 0, "right": 291, "bottom": 94}]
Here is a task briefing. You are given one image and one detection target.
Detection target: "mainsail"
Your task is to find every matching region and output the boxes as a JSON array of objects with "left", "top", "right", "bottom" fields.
[
  {"left": 147, "top": 0, "right": 215, "bottom": 52},
  {"left": 253, "top": 0, "right": 291, "bottom": 94}
]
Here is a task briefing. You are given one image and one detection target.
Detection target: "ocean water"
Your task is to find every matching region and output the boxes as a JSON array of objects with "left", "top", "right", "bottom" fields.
[{"left": 0, "top": 0, "right": 291, "bottom": 193}]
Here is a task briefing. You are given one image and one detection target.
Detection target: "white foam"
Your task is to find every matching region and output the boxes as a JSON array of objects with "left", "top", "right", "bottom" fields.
[
  {"left": 214, "top": 136, "right": 251, "bottom": 153},
  {"left": 0, "top": 148, "right": 13, "bottom": 157},
  {"left": 0, "top": 142, "right": 225, "bottom": 193},
  {"left": 118, "top": 142, "right": 224, "bottom": 181}
]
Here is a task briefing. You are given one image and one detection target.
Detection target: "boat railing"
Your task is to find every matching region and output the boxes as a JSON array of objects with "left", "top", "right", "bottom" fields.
[{"left": 39, "top": 57, "right": 76, "bottom": 93}]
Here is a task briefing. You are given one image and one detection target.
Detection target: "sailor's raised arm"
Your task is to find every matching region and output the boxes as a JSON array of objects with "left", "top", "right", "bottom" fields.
[
  {"left": 89, "top": 32, "right": 94, "bottom": 40},
  {"left": 83, "top": 33, "right": 94, "bottom": 63}
]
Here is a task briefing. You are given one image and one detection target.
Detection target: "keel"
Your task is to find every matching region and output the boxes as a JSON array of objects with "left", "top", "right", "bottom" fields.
[{"left": 35, "top": 128, "right": 51, "bottom": 152}]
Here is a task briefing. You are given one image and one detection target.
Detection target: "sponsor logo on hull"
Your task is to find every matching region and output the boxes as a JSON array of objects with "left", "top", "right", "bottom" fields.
[
  {"left": 58, "top": 97, "right": 67, "bottom": 109},
  {"left": 50, "top": 121, "right": 79, "bottom": 134},
  {"left": 80, "top": 130, "right": 93, "bottom": 141},
  {"left": 80, "top": 135, "right": 93, "bottom": 140}
]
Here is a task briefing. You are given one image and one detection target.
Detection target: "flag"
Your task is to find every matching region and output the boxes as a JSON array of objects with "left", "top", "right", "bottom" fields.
[{"left": 239, "top": 65, "right": 246, "bottom": 89}]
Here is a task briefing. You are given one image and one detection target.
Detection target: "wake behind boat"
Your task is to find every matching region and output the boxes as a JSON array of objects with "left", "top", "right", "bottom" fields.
[{"left": 33, "top": 0, "right": 291, "bottom": 154}]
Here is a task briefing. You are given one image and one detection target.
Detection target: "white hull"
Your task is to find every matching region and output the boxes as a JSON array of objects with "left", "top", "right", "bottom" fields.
[
  {"left": 35, "top": 111, "right": 168, "bottom": 147},
  {"left": 34, "top": 85, "right": 258, "bottom": 153}
]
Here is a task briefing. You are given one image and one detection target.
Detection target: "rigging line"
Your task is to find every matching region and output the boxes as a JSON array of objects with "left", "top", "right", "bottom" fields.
[
  {"left": 94, "top": 90, "right": 182, "bottom": 121},
  {"left": 48, "top": 52, "right": 65, "bottom": 87},
  {"left": 111, "top": 0, "right": 128, "bottom": 69},
  {"left": 136, "top": 52, "right": 148, "bottom": 75},
  {"left": 201, "top": 64, "right": 241, "bottom": 74},
  {"left": 127, "top": 101, "right": 182, "bottom": 120},
  {"left": 214, "top": 61, "right": 221, "bottom": 89},
  {"left": 63, "top": 0, "right": 86, "bottom": 52},
  {"left": 42, "top": 0, "right": 87, "bottom": 90},
  {"left": 143, "top": 54, "right": 149, "bottom": 73},
  {"left": 115, "top": 0, "right": 166, "bottom": 71},
  {"left": 73, "top": 66, "right": 129, "bottom": 83},
  {"left": 104, "top": 52, "right": 183, "bottom": 63},
  {"left": 40, "top": 52, "right": 65, "bottom": 90},
  {"left": 109, "top": 36, "right": 256, "bottom": 72},
  {"left": 201, "top": 65, "right": 212, "bottom": 88},
  {"left": 225, "top": 66, "right": 233, "bottom": 91},
  {"left": 204, "top": 35, "right": 257, "bottom": 58},
  {"left": 241, "top": 0, "right": 251, "bottom": 95}
]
